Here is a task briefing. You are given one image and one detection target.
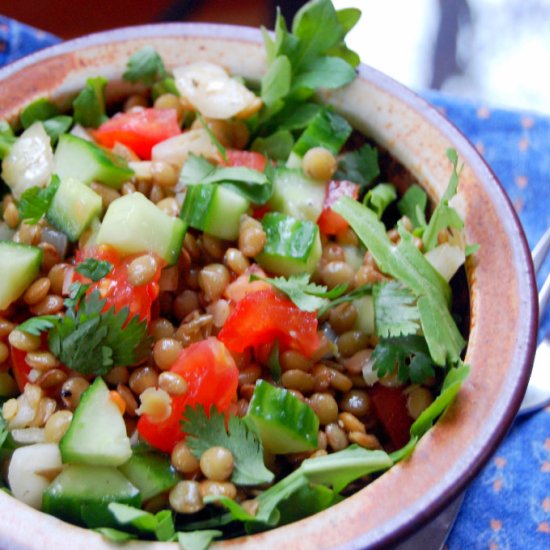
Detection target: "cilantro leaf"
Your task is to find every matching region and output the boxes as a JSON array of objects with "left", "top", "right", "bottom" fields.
[
  {"left": 251, "top": 273, "right": 347, "bottom": 312},
  {"left": 333, "top": 197, "right": 465, "bottom": 366},
  {"left": 316, "top": 284, "right": 372, "bottom": 318},
  {"left": 373, "top": 281, "right": 420, "bottom": 338},
  {"left": 73, "top": 76, "right": 108, "bottom": 128},
  {"left": 75, "top": 258, "right": 113, "bottom": 281},
  {"left": 108, "top": 503, "right": 175, "bottom": 541},
  {"left": 336, "top": 144, "right": 380, "bottom": 188},
  {"left": 17, "top": 315, "right": 59, "bottom": 335},
  {"left": 397, "top": 184, "right": 428, "bottom": 229},
  {"left": 182, "top": 405, "right": 274, "bottom": 486},
  {"left": 123, "top": 46, "right": 168, "bottom": 86},
  {"left": 370, "top": 335, "right": 435, "bottom": 384},
  {"left": 363, "top": 183, "right": 397, "bottom": 218},
  {"left": 177, "top": 530, "right": 222, "bottom": 550},
  {"left": 251, "top": 130, "right": 294, "bottom": 161},
  {"left": 18, "top": 175, "right": 60, "bottom": 224},
  {"left": 422, "top": 149, "right": 464, "bottom": 251}
]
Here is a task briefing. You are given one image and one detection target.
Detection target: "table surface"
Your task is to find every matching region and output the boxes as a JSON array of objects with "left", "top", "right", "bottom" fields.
[{"left": 1, "top": 15, "right": 549, "bottom": 550}]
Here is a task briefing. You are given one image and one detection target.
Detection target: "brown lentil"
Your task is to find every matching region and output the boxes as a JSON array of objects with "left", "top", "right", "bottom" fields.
[
  {"left": 183, "top": 233, "right": 201, "bottom": 260},
  {"left": 104, "top": 366, "right": 130, "bottom": 386},
  {"left": 173, "top": 290, "right": 200, "bottom": 320},
  {"left": 44, "top": 410, "right": 73, "bottom": 443},
  {"left": 30, "top": 295, "right": 64, "bottom": 316},
  {"left": 0, "top": 341, "right": 8, "bottom": 364},
  {"left": 206, "top": 299, "right": 230, "bottom": 328},
  {"left": 199, "top": 264, "right": 230, "bottom": 302},
  {"left": 224, "top": 247, "right": 249, "bottom": 274},
  {"left": 129, "top": 367, "right": 159, "bottom": 396},
  {"left": 338, "top": 412, "right": 366, "bottom": 433},
  {"left": 39, "top": 242, "right": 61, "bottom": 273},
  {"left": 60, "top": 377, "right": 90, "bottom": 410},
  {"left": 239, "top": 384, "right": 256, "bottom": 401},
  {"left": 325, "top": 422, "right": 349, "bottom": 451},
  {"left": 121, "top": 182, "right": 136, "bottom": 195},
  {"left": 238, "top": 364, "right": 262, "bottom": 387},
  {"left": 149, "top": 184, "right": 165, "bottom": 204},
  {"left": 8, "top": 329, "right": 41, "bottom": 352},
  {"left": 239, "top": 216, "right": 266, "bottom": 258},
  {"left": 406, "top": 386, "right": 434, "bottom": 419},
  {"left": 280, "top": 350, "right": 311, "bottom": 372},
  {"left": 328, "top": 368, "right": 353, "bottom": 393},
  {"left": 329, "top": 303, "right": 358, "bottom": 334},
  {"left": 235, "top": 399, "right": 249, "bottom": 417},
  {"left": 310, "top": 449, "right": 328, "bottom": 459},
  {"left": 37, "top": 368, "right": 67, "bottom": 389},
  {"left": 151, "top": 160, "right": 179, "bottom": 188},
  {"left": 153, "top": 338, "right": 183, "bottom": 370},
  {"left": 309, "top": 392, "right": 339, "bottom": 425},
  {"left": 112, "top": 142, "right": 140, "bottom": 163},
  {"left": 143, "top": 494, "right": 170, "bottom": 514},
  {"left": 47, "top": 263, "right": 69, "bottom": 296},
  {"left": 90, "top": 182, "right": 121, "bottom": 208},
  {"left": 201, "top": 234, "right": 226, "bottom": 260},
  {"left": 281, "top": 369, "right": 315, "bottom": 393},
  {"left": 171, "top": 441, "right": 200, "bottom": 473},
  {"left": 317, "top": 430, "right": 328, "bottom": 450},
  {"left": 137, "top": 388, "right": 172, "bottom": 422},
  {"left": 321, "top": 261, "right": 355, "bottom": 289},
  {"left": 127, "top": 254, "right": 159, "bottom": 286},
  {"left": 109, "top": 390, "right": 127, "bottom": 415},
  {"left": 2, "top": 399, "right": 18, "bottom": 421},
  {"left": 336, "top": 227, "right": 359, "bottom": 246},
  {"left": 199, "top": 480, "right": 237, "bottom": 500},
  {"left": 311, "top": 364, "right": 332, "bottom": 392},
  {"left": 169, "top": 481, "right": 204, "bottom": 514},
  {"left": 191, "top": 117, "right": 233, "bottom": 146},
  {"left": 4, "top": 202, "right": 19, "bottom": 228},
  {"left": 241, "top": 499, "right": 259, "bottom": 517},
  {"left": 349, "top": 431, "right": 381, "bottom": 450},
  {"left": 354, "top": 264, "right": 386, "bottom": 287},
  {"left": 337, "top": 330, "right": 369, "bottom": 358},
  {"left": 15, "top": 222, "right": 42, "bottom": 245},
  {"left": 230, "top": 121, "right": 250, "bottom": 149},
  {"left": 154, "top": 93, "right": 184, "bottom": 116},
  {"left": 0, "top": 317, "right": 15, "bottom": 338},
  {"left": 200, "top": 446, "right": 234, "bottom": 481},
  {"left": 23, "top": 277, "right": 51, "bottom": 306},
  {"left": 29, "top": 397, "right": 56, "bottom": 427},
  {"left": 158, "top": 372, "right": 188, "bottom": 396},
  {"left": 25, "top": 351, "right": 59, "bottom": 372},
  {"left": 322, "top": 243, "right": 345, "bottom": 263},
  {"left": 124, "top": 94, "right": 148, "bottom": 111},
  {"left": 183, "top": 267, "right": 200, "bottom": 290},
  {"left": 302, "top": 147, "right": 337, "bottom": 181},
  {"left": 340, "top": 389, "right": 370, "bottom": 417},
  {"left": 344, "top": 349, "right": 373, "bottom": 375},
  {"left": 156, "top": 197, "right": 180, "bottom": 217}
]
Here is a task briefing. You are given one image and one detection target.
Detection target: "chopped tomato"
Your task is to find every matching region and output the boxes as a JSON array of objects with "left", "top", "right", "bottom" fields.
[
  {"left": 137, "top": 337, "right": 238, "bottom": 452},
  {"left": 223, "top": 265, "right": 270, "bottom": 302},
  {"left": 10, "top": 346, "right": 32, "bottom": 391},
  {"left": 75, "top": 245, "right": 163, "bottom": 323},
  {"left": 218, "top": 288, "right": 320, "bottom": 358},
  {"left": 369, "top": 384, "right": 413, "bottom": 449},
  {"left": 317, "top": 180, "right": 360, "bottom": 235},
  {"left": 92, "top": 108, "right": 181, "bottom": 159},
  {"left": 223, "top": 150, "right": 267, "bottom": 172}
]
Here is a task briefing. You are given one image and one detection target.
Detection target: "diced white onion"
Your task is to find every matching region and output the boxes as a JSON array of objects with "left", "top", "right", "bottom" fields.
[
  {"left": 362, "top": 354, "right": 380, "bottom": 386},
  {"left": 10, "top": 428, "right": 46, "bottom": 445},
  {"left": 174, "top": 61, "right": 261, "bottom": 120},
  {"left": 129, "top": 161, "right": 153, "bottom": 181},
  {"left": 1, "top": 122, "right": 54, "bottom": 200},
  {"left": 424, "top": 243, "right": 465, "bottom": 282},
  {"left": 41, "top": 226, "right": 69, "bottom": 259},
  {"left": 70, "top": 123, "right": 93, "bottom": 141}
]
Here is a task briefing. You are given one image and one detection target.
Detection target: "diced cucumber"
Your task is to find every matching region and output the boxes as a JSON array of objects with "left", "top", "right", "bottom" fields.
[
  {"left": 292, "top": 108, "right": 352, "bottom": 158},
  {"left": 42, "top": 464, "right": 141, "bottom": 528},
  {"left": 119, "top": 453, "right": 180, "bottom": 501},
  {"left": 54, "top": 134, "right": 133, "bottom": 188},
  {"left": 180, "top": 183, "right": 250, "bottom": 241},
  {"left": 46, "top": 176, "right": 102, "bottom": 241},
  {"left": 59, "top": 377, "right": 132, "bottom": 467},
  {"left": 354, "top": 295, "right": 375, "bottom": 335},
  {"left": 0, "top": 241, "right": 42, "bottom": 310},
  {"left": 246, "top": 380, "right": 319, "bottom": 454},
  {"left": 97, "top": 192, "right": 185, "bottom": 265},
  {"left": 256, "top": 212, "right": 322, "bottom": 277},
  {"left": 268, "top": 167, "right": 325, "bottom": 222}
]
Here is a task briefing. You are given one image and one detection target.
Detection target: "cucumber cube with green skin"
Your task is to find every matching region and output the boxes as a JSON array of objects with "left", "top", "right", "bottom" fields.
[
  {"left": 54, "top": 133, "right": 134, "bottom": 189},
  {"left": 180, "top": 183, "right": 250, "bottom": 241},
  {"left": 97, "top": 192, "right": 186, "bottom": 265},
  {"left": 246, "top": 380, "right": 319, "bottom": 454},
  {"left": 46, "top": 176, "right": 102, "bottom": 242},
  {"left": 42, "top": 464, "right": 141, "bottom": 528},
  {"left": 268, "top": 167, "right": 325, "bottom": 222},
  {"left": 0, "top": 241, "right": 42, "bottom": 310},
  {"left": 255, "top": 212, "right": 322, "bottom": 277},
  {"left": 60, "top": 377, "right": 132, "bottom": 467},
  {"left": 119, "top": 452, "right": 180, "bottom": 501}
]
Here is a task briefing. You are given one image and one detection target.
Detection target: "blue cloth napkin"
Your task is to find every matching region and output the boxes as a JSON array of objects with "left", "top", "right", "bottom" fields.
[{"left": 1, "top": 16, "right": 549, "bottom": 550}]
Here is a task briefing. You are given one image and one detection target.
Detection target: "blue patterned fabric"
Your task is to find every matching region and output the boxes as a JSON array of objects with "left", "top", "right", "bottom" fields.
[{"left": 1, "top": 17, "right": 549, "bottom": 550}]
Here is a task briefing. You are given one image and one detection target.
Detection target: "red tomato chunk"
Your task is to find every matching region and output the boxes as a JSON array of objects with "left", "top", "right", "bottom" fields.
[
  {"left": 223, "top": 150, "right": 267, "bottom": 172},
  {"left": 317, "top": 180, "right": 360, "bottom": 235}
]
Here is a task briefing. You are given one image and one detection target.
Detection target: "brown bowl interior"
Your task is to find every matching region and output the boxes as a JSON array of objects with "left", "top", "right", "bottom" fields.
[{"left": 0, "top": 23, "right": 538, "bottom": 550}]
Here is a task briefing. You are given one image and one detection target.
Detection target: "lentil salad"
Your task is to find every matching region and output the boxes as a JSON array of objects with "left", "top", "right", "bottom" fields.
[{"left": 0, "top": 1, "right": 472, "bottom": 547}]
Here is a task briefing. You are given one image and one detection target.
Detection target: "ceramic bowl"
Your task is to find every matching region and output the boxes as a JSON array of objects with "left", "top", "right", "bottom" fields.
[{"left": 0, "top": 23, "right": 538, "bottom": 549}]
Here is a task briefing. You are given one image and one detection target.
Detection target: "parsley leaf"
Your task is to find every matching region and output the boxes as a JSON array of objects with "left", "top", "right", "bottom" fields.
[
  {"left": 397, "top": 184, "right": 428, "bottom": 229},
  {"left": 95, "top": 528, "right": 136, "bottom": 543},
  {"left": 75, "top": 258, "right": 113, "bottom": 281},
  {"left": 261, "top": 55, "right": 292, "bottom": 107},
  {"left": 123, "top": 46, "right": 168, "bottom": 87},
  {"left": 370, "top": 335, "right": 435, "bottom": 384},
  {"left": 108, "top": 503, "right": 175, "bottom": 542},
  {"left": 18, "top": 175, "right": 60, "bottom": 224},
  {"left": 251, "top": 273, "right": 347, "bottom": 312},
  {"left": 363, "top": 183, "right": 397, "bottom": 218},
  {"left": 177, "top": 530, "right": 222, "bottom": 550},
  {"left": 251, "top": 130, "right": 294, "bottom": 161},
  {"left": 373, "top": 281, "right": 420, "bottom": 338},
  {"left": 336, "top": 144, "right": 380, "bottom": 188},
  {"left": 73, "top": 76, "right": 108, "bottom": 128},
  {"left": 316, "top": 284, "right": 372, "bottom": 318},
  {"left": 17, "top": 315, "right": 59, "bottom": 335},
  {"left": 182, "top": 405, "right": 274, "bottom": 486},
  {"left": 422, "top": 149, "right": 464, "bottom": 251},
  {"left": 292, "top": 56, "right": 356, "bottom": 92}
]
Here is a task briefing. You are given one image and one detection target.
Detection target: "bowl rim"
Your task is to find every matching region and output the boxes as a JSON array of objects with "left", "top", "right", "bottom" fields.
[{"left": 0, "top": 21, "right": 539, "bottom": 549}]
